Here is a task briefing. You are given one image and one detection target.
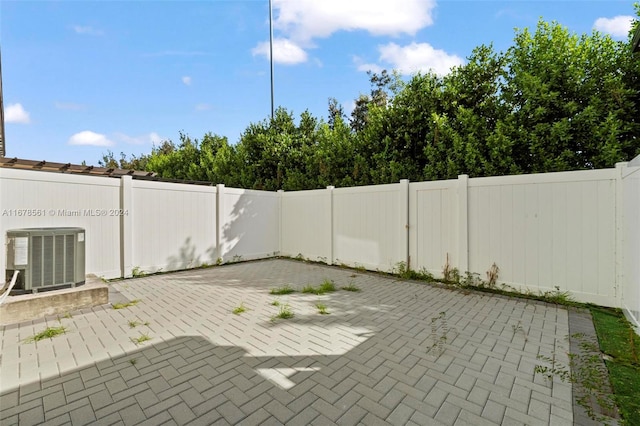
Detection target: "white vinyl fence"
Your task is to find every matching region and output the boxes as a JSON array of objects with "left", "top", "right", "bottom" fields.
[
  {"left": 622, "top": 161, "right": 640, "bottom": 329},
  {"left": 0, "top": 170, "right": 279, "bottom": 280},
  {"left": 1, "top": 160, "right": 639, "bottom": 319},
  {"left": 0, "top": 168, "right": 122, "bottom": 279}
]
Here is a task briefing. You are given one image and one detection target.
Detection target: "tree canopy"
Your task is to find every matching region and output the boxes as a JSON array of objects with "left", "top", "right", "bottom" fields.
[{"left": 101, "top": 16, "right": 640, "bottom": 191}]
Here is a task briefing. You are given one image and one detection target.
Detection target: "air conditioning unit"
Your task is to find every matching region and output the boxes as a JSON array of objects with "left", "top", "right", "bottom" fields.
[{"left": 5, "top": 228, "right": 85, "bottom": 294}]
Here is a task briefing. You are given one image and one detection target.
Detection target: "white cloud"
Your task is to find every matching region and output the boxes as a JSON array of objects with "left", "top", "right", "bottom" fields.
[
  {"left": 68, "top": 131, "right": 114, "bottom": 147},
  {"left": 252, "top": 0, "right": 436, "bottom": 65},
  {"left": 353, "top": 56, "right": 384, "bottom": 74},
  {"left": 182, "top": 76, "right": 192, "bottom": 86},
  {"left": 5, "top": 103, "right": 31, "bottom": 124},
  {"left": 374, "top": 42, "right": 463, "bottom": 76},
  {"left": 195, "top": 103, "right": 213, "bottom": 111},
  {"left": 72, "top": 25, "right": 104, "bottom": 36},
  {"left": 114, "top": 132, "right": 163, "bottom": 145},
  {"left": 594, "top": 16, "right": 634, "bottom": 38},
  {"left": 273, "top": 0, "right": 435, "bottom": 41},
  {"left": 252, "top": 38, "right": 308, "bottom": 64}
]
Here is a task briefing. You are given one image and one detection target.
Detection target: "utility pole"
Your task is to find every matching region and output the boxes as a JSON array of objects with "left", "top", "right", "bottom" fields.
[
  {"left": 269, "top": 0, "right": 274, "bottom": 121},
  {"left": 0, "top": 47, "right": 5, "bottom": 157}
]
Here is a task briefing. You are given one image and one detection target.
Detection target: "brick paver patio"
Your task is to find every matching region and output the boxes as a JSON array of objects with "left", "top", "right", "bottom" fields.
[{"left": 1, "top": 259, "right": 577, "bottom": 425}]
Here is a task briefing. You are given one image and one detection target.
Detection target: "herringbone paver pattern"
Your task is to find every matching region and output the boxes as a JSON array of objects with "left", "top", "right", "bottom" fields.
[{"left": 0, "top": 259, "right": 573, "bottom": 425}]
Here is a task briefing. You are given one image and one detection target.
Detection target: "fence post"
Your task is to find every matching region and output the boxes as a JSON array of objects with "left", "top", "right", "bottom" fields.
[
  {"left": 120, "top": 176, "right": 133, "bottom": 278},
  {"left": 399, "top": 179, "right": 410, "bottom": 269},
  {"left": 615, "top": 162, "right": 627, "bottom": 307},
  {"left": 457, "top": 175, "right": 469, "bottom": 274},
  {"left": 327, "top": 186, "right": 334, "bottom": 265},
  {"left": 277, "top": 189, "right": 284, "bottom": 256},
  {"left": 216, "top": 184, "right": 225, "bottom": 263}
]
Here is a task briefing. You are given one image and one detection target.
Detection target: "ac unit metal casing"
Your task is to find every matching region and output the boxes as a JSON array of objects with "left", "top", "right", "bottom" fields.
[{"left": 5, "top": 228, "right": 85, "bottom": 294}]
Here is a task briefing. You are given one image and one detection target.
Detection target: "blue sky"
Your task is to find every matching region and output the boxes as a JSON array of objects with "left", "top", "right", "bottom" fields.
[{"left": 1, "top": 0, "right": 636, "bottom": 166}]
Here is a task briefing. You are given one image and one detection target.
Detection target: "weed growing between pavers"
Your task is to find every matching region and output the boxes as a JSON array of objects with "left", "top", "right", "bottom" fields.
[
  {"left": 302, "top": 279, "right": 337, "bottom": 295},
  {"left": 315, "top": 303, "right": 330, "bottom": 315},
  {"left": 271, "top": 299, "right": 281, "bottom": 306},
  {"left": 232, "top": 302, "right": 247, "bottom": 315},
  {"left": 128, "top": 319, "right": 150, "bottom": 328},
  {"left": 24, "top": 326, "right": 68, "bottom": 343},
  {"left": 425, "top": 312, "right": 456, "bottom": 359},
  {"left": 112, "top": 299, "right": 141, "bottom": 310},
  {"left": 271, "top": 304, "right": 294, "bottom": 321},
  {"left": 534, "top": 333, "right": 617, "bottom": 424},
  {"left": 341, "top": 282, "right": 361, "bottom": 292},
  {"left": 511, "top": 321, "right": 529, "bottom": 343},
  {"left": 131, "top": 333, "right": 152, "bottom": 346},
  {"left": 270, "top": 285, "right": 295, "bottom": 295}
]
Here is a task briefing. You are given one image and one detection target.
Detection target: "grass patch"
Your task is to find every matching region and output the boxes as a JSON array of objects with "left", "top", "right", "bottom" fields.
[
  {"left": 112, "top": 300, "right": 140, "bottom": 310},
  {"left": 271, "top": 299, "right": 281, "bottom": 306},
  {"left": 270, "top": 285, "right": 295, "bottom": 295},
  {"left": 128, "top": 320, "right": 141, "bottom": 328},
  {"left": 271, "top": 304, "right": 294, "bottom": 321},
  {"left": 315, "top": 303, "right": 330, "bottom": 315},
  {"left": 131, "top": 333, "right": 152, "bottom": 346},
  {"left": 591, "top": 307, "right": 640, "bottom": 424},
  {"left": 341, "top": 282, "right": 361, "bottom": 292},
  {"left": 232, "top": 303, "right": 247, "bottom": 315},
  {"left": 302, "top": 279, "right": 337, "bottom": 295},
  {"left": 24, "top": 326, "right": 68, "bottom": 343}
]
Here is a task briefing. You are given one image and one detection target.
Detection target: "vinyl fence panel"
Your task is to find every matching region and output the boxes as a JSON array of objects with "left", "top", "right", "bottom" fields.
[
  {"left": 280, "top": 188, "right": 332, "bottom": 263},
  {"left": 0, "top": 168, "right": 121, "bottom": 279},
  {"left": 130, "top": 179, "right": 217, "bottom": 275}
]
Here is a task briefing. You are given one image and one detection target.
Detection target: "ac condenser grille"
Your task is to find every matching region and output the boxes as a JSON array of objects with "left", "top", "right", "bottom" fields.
[
  {"left": 32, "top": 236, "right": 43, "bottom": 288},
  {"left": 65, "top": 234, "right": 75, "bottom": 282},
  {"left": 55, "top": 235, "right": 65, "bottom": 283},
  {"left": 6, "top": 228, "right": 85, "bottom": 293},
  {"left": 42, "top": 235, "right": 54, "bottom": 287}
]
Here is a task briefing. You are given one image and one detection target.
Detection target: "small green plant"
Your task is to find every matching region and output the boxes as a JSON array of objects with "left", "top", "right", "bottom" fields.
[
  {"left": 511, "top": 321, "right": 528, "bottom": 343},
  {"left": 131, "top": 333, "right": 152, "bottom": 346},
  {"left": 128, "top": 319, "right": 141, "bottom": 328},
  {"left": 303, "top": 279, "right": 337, "bottom": 295},
  {"left": 425, "top": 312, "right": 456, "bottom": 358},
  {"left": 232, "top": 303, "right": 247, "bottom": 315},
  {"left": 24, "top": 326, "right": 68, "bottom": 343},
  {"left": 62, "top": 312, "right": 73, "bottom": 319},
  {"left": 231, "top": 254, "right": 243, "bottom": 263},
  {"left": 301, "top": 285, "right": 315, "bottom": 294},
  {"left": 442, "top": 254, "right": 460, "bottom": 284},
  {"left": 129, "top": 358, "right": 138, "bottom": 366},
  {"left": 461, "top": 271, "right": 483, "bottom": 287},
  {"left": 271, "top": 299, "right": 281, "bottom": 306},
  {"left": 270, "top": 285, "right": 295, "bottom": 295},
  {"left": 535, "top": 333, "right": 617, "bottom": 424},
  {"left": 131, "top": 266, "right": 146, "bottom": 278},
  {"left": 316, "top": 303, "right": 330, "bottom": 315},
  {"left": 541, "top": 286, "right": 574, "bottom": 304},
  {"left": 112, "top": 300, "right": 140, "bottom": 310},
  {"left": 342, "top": 282, "right": 361, "bottom": 292},
  {"left": 295, "top": 253, "right": 305, "bottom": 261},
  {"left": 353, "top": 264, "right": 366, "bottom": 272},
  {"left": 394, "top": 261, "right": 435, "bottom": 281},
  {"left": 271, "top": 304, "right": 294, "bottom": 321},
  {"left": 216, "top": 257, "right": 223, "bottom": 266}
]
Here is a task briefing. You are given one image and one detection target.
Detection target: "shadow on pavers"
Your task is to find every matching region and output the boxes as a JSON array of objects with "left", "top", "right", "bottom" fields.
[{"left": 0, "top": 335, "right": 351, "bottom": 425}]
